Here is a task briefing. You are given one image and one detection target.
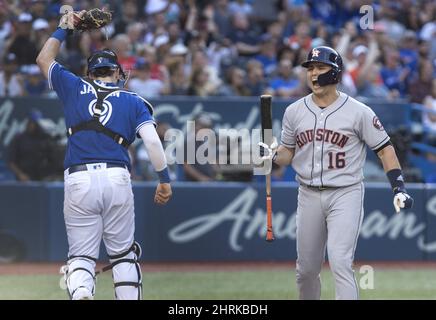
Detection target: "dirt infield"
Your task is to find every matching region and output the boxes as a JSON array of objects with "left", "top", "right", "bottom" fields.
[{"left": 1, "top": 261, "right": 436, "bottom": 275}]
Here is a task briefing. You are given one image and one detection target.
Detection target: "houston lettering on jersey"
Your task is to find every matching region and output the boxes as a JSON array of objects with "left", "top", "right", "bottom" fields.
[{"left": 296, "top": 128, "right": 349, "bottom": 148}]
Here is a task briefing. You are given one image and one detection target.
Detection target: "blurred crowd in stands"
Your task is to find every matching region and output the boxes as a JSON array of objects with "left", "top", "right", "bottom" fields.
[{"left": 1, "top": 0, "right": 436, "bottom": 183}]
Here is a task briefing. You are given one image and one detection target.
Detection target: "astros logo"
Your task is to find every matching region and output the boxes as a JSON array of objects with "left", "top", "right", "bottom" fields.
[
  {"left": 88, "top": 99, "right": 113, "bottom": 125},
  {"left": 312, "top": 48, "right": 320, "bottom": 57},
  {"left": 372, "top": 116, "right": 383, "bottom": 131}
]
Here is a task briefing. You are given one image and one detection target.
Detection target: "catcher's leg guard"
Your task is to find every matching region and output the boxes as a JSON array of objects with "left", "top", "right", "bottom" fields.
[
  {"left": 106, "top": 242, "right": 142, "bottom": 300},
  {"left": 62, "top": 255, "right": 96, "bottom": 300}
]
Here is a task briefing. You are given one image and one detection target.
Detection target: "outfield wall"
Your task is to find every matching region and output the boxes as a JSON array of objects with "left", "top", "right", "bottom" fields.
[
  {"left": 0, "top": 97, "right": 412, "bottom": 160},
  {"left": 0, "top": 182, "right": 435, "bottom": 262}
]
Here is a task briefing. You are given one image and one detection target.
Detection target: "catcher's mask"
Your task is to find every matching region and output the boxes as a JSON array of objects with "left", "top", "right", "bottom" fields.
[
  {"left": 87, "top": 49, "right": 127, "bottom": 84},
  {"left": 301, "top": 46, "right": 343, "bottom": 86}
]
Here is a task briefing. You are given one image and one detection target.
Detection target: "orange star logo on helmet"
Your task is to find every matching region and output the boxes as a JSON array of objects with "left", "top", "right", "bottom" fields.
[{"left": 312, "top": 48, "right": 320, "bottom": 57}]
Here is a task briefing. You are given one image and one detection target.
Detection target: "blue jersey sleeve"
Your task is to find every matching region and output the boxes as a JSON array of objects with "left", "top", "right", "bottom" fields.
[
  {"left": 135, "top": 96, "right": 156, "bottom": 137},
  {"left": 48, "top": 61, "right": 81, "bottom": 101}
]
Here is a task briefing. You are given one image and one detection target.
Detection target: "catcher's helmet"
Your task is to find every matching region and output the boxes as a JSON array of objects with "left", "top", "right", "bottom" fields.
[
  {"left": 301, "top": 46, "right": 343, "bottom": 86},
  {"left": 87, "top": 48, "right": 126, "bottom": 79}
]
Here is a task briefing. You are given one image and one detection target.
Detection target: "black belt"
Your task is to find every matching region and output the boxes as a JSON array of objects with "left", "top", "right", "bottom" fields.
[
  {"left": 302, "top": 184, "right": 336, "bottom": 191},
  {"left": 68, "top": 163, "right": 126, "bottom": 174}
]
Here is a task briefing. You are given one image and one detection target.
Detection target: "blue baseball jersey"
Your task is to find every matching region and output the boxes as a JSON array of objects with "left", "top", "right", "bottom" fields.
[{"left": 48, "top": 61, "right": 155, "bottom": 170}]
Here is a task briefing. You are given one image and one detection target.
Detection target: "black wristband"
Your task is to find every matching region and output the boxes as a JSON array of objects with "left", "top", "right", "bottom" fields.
[{"left": 386, "top": 168, "right": 406, "bottom": 193}]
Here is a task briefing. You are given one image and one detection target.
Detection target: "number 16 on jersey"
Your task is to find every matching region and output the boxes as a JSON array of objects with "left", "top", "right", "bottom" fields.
[{"left": 260, "top": 95, "right": 274, "bottom": 242}]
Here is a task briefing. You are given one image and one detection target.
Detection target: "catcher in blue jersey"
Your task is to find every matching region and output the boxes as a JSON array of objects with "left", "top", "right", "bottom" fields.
[{"left": 36, "top": 10, "right": 172, "bottom": 300}]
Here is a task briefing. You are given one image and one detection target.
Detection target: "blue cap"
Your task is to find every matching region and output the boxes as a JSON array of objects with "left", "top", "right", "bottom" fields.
[
  {"left": 87, "top": 49, "right": 119, "bottom": 73},
  {"left": 134, "top": 58, "right": 150, "bottom": 70}
]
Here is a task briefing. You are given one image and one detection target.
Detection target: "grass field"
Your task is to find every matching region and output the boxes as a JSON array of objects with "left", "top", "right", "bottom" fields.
[{"left": 1, "top": 263, "right": 436, "bottom": 300}]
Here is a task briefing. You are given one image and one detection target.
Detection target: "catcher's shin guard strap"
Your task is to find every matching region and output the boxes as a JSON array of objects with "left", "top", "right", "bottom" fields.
[
  {"left": 107, "top": 243, "right": 142, "bottom": 300},
  {"left": 112, "top": 257, "right": 142, "bottom": 300},
  {"left": 107, "top": 241, "right": 142, "bottom": 260},
  {"left": 64, "top": 257, "right": 96, "bottom": 299},
  {"left": 115, "top": 282, "right": 141, "bottom": 288}
]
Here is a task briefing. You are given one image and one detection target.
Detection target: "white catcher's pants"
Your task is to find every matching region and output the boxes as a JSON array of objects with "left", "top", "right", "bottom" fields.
[{"left": 64, "top": 163, "right": 135, "bottom": 258}]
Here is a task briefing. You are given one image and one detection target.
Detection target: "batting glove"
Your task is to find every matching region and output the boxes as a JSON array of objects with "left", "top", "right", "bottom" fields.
[
  {"left": 258, "top": 137, "right": 278, "bottom": 161},
  {"left": 393, "top": 190, "right": 414, "bottom": 213}
]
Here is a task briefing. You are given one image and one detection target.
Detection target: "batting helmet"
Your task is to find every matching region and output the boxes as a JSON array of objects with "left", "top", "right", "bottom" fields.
[
  {"left": 301, "top": 46, "right": 343, "bottom": 86},
  {"left": 87, "top": 48, "right": 126, "bottom": 79}
]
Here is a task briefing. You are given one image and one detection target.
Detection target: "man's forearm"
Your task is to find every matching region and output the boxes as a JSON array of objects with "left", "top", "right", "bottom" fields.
[{"left": 378, "top": 145, "right": 401, "bottom": 172}]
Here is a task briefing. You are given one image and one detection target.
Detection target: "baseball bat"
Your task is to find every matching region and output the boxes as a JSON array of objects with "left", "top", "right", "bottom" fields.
[{"left": 260, "top": 94, "right": 274, "bottom": 242}]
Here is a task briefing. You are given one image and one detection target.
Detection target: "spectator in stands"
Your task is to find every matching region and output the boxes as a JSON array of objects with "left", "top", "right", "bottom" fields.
[
  {"left": 349, "top": 42, "right": 390, "bottom": 99},
  {"left": 0, "top": 4, "right": 12, "bottom": 59},
  {"left": 251, "top": 0, "right": 281, "bottom": 31},
  {"left": 422, "top": 79, "right": 436, "bottom": 137},
  {"left": 399, "top": 30, "right": 419, "bottom": 78},
  {"left": 286, "top": 21, "right": 312, "bottom": 52},
  {"left": 189, "top": 49, "right": 222, "bottom": 92},
  {"left": 127, "top": 58, "right": 169, "bottom": 98},
  {"left": 126, "top": 22, "right": 146, "bottom": 56},
  {"left": 187, "top": 68, "right": 216, "bottom": 97},
  {"left": 409, "top": 59, "right": 433, "bottom": 103},
  {"left": 152, "top": 35, "right": 172, "bottom": 80},
  {"left": 212, "top": 0, "right": 232, "bottom": 38},
  {"left": 0, "top": 53, "right": 23, "bottom": 97},
  {"left": 6, "top": 12, "right": 38, "bottom": 66},
  {"left": 228, "top": 0, "right": 252, "bottom": 17},
  {"left": 166, "top": 21, "right": 183, "bottom": 48},
  {"left": 29, "top": 0, "right": 47, "bottom": 20},
  {"left": 376, "top": 2, "right": 407, "bottom": 43},
  {"left": 245, "top": 59, "right": 267, "bottom": 96},
  {"left": 113, "top": 0, "right": 140, "bottom": 35},
  {"left": 380, "top": 49, "right": 410, "bottom": 99},
  {"left": 227, "top": 12, "right": 260, "bottom": 57},
  {"left": 183, "top": 113, "right": 217, "bottom": 182},
  {"left": 254, "top": 34, "right": 278, "bottom": 77},
  {"left": 218, "top": 66, "right": 249, "bottom": 96},
  {"left": 111, "top": 33, "right": 137, "bottom": 73},
  {"left": 21, "top": 64, "right": 48, "bottom": 96},
  {"left": 7, "top": 109, "right": 63, "bottom": 181},
  {"left": 166, "top": 57, "right": 189, "bottom": 96},
  {"left": 32, "top": 18, "right": 50, "bottom": 51},
  {"left": 267, "top": 59, "right": 300, "bottom": 98}
]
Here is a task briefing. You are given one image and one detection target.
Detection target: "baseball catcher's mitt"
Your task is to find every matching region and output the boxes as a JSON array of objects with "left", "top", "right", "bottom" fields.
[{"left": 74, "top": 8, "right": 112, "bottom": 31}]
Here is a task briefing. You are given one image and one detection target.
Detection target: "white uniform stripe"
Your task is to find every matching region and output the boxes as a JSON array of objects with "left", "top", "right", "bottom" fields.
[
  {"left": 136, "top": 95, "right": 154, "bottom": 115},
  {"left": 136, "top": 120, "right": 156, "bottom": 133},
  {"left": 48, "top": 61, "right": 57, "bottom": 90}
]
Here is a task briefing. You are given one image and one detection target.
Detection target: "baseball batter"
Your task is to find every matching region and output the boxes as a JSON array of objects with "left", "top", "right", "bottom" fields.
[
  {"left": 36, "top": 11, "right": 172, "bottom": 300},
  {"left": 260, "top": 46, "right": 414, "bottom": 299}
]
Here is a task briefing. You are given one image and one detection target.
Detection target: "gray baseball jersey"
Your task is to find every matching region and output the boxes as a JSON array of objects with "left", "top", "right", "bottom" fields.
[
  {"left": 281, "top": 92, "right": 389, "bottom": 187},
  {"left": 282, "top": 91, "right": 389, "bottom": 299}
]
